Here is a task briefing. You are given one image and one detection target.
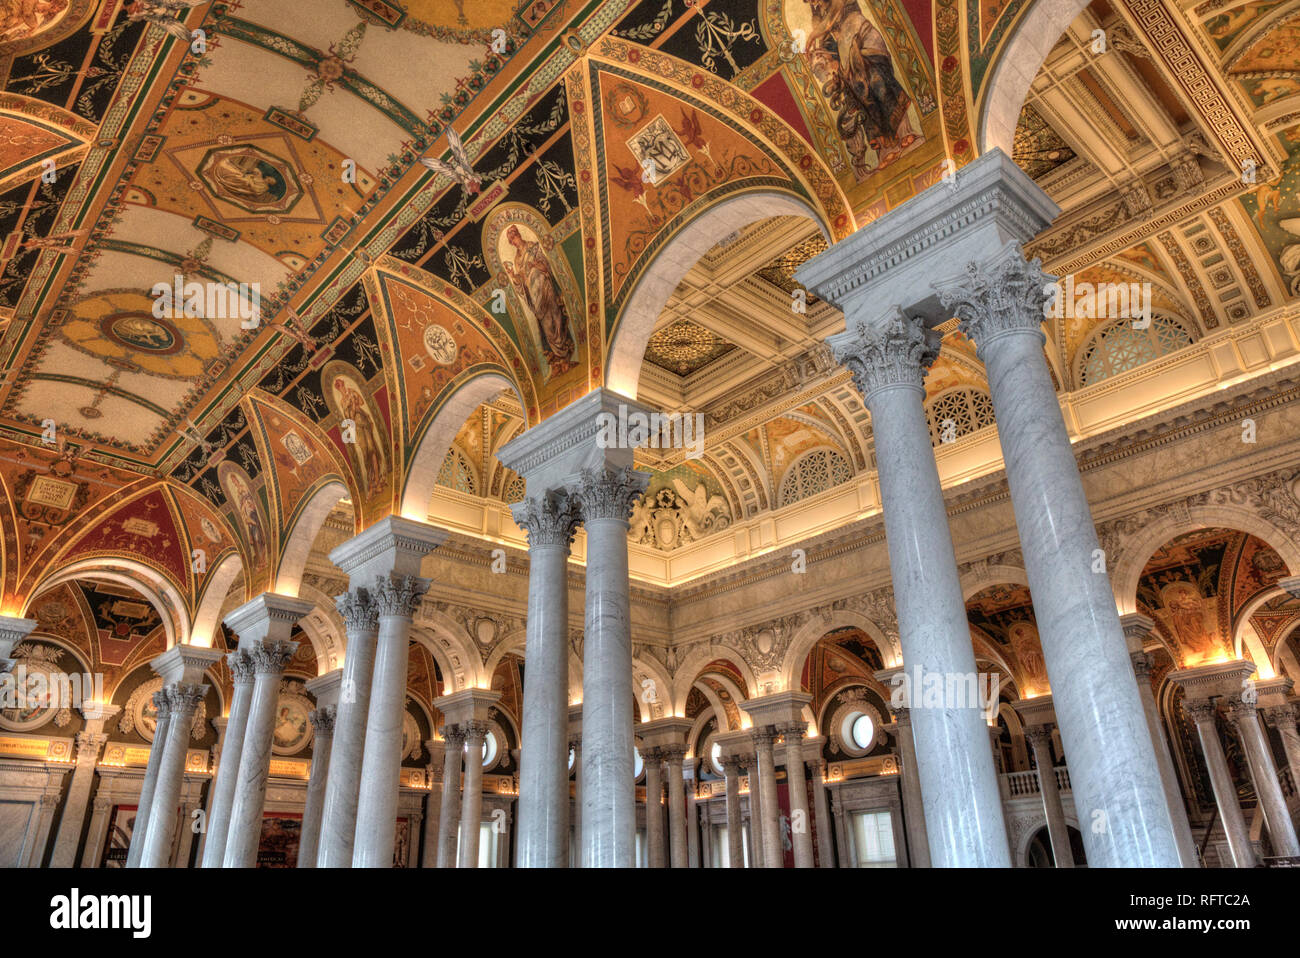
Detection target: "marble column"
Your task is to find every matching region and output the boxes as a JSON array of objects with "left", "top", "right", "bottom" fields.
[
  {"left": 354, "top": 574, "right": 429, "bottom": 868},
  {"left": 576, "top": 466, "right": 649, "bottom": 868},
  {"left": 1227, "top": 697, "right": 1300, "bottom": 857},
  {"left": 224, "top": 639, "right": 298, "bottom": 867},
  {"left": 570, "top": 731, "right": 582, "bottom": 859},
  {"left": 743, "top": 754, "right": 764, "bottom": 868},
  {"left": 200, "top": 650, "right": 253, "bottom": 867},
  {"left": 684, "top": 769, "right": 700, "bottom": 868},
  {"left": 437, "top": 725, "right": 464, "bottom": 868},
  {"left": 643, "top": 747, "right": 665, "bottom": 868},
  {"left": 779, "top": 724, "right": 815, "bottom": 868},
  {"left": 512, "top": 491, "right": 579, "bottom": 868},
  {"left": 1120, "top": 614, "right": 1200, "bottom": 868},
  {"left": 826, "top": 313, "right": 1010, "bottom": 867},
  {"left": 317, "top": 588, "right": 378, "bottom": 867},
  {"left": 722, "top": 755, "right": 744, "bottom": 868},
  {"left": 752, "top": 728, "right": 782, "bottom": 868},
  {"left": 808, "top": 754, "right": 835, "bottom": 868},
  {"left": 1024, "top": 724, "right": 1073, "bottom": 867},
  {"left": 1261, "top": 702, "right": 1300, "bottom": 793},
  {"left": 421, "top": 739, "right": 444, "bottom": 868},
  {"left": 458, "top": 720, "right": 488, "bottom": 868},
  {"left": 887, "top": 699, "right": 931, "bottom": 868},
  {"left": 126, "top": 693, "right": 171, "bottom": 868},
  {"left": 49, "top": 705, "right": 117, "bottom": 867},
  {"left": 663, "top": 746, "right": 689, "bottom": 868},
  {"left": 937, "top": 246, "right": 1177, "bottom": 868},
  {"left": 1184, "top": 700, "right": 1255, "bottom": 867},
  {"left": 141, "top": 683, "right": 208, "bottom": 867},
  {"left": 296, "top": 700, "right": 336, "bottom": 868}
]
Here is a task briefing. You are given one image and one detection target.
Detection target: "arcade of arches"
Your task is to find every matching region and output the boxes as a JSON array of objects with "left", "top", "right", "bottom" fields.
[{"left": 0, "top": 0, "right": 1299, "bottom": 869}]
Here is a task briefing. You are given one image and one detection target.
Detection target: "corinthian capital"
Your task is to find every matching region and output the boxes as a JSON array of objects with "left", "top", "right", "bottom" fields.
[
  {"left": 934, "top": 241, "right": 1054, "bottom": 357},
  {"left": 372, "top": 574, "right": 429, "bottom": 619},
  {"left": 247, "top": 639, "right": 297, "bottom": 674},
  {"left": 826, "top": 309, "right": 940, "bottom": 401},
  {"left": 336, "top": 587, "right": 379, "bottom": 634},
  {"left": 164, "top": 683, "right": 208, "bottom": 716},
  {"left": 511, "top": 490, "right": 581, "bottom": 549},
  {"left": 576, "top": 466, "right": 650, "bottom": 523},
  {"left": 227, "top": 649, "right": 255, "bottom": 685}
]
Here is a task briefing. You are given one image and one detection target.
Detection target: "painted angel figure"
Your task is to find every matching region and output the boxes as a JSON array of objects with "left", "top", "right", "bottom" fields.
[
  {"left": 126, "top": 0, "right": 204, "bottom": 40},
  {"left": 419, "top": 127, "right": 481, "bottom": 196}
]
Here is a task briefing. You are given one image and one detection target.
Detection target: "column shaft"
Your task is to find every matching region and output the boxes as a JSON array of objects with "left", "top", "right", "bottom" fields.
[
  {"left": 126, "top": 698, "right": 171, "bottom": 868},
  {"left": 1187, "top": 703, "right": 1255, "bottom": 867},
  {"left": 943, "top": 255, "right": 1178, "bottom": 867},
  {"left": 317, "top": 589, "right": 378, "bottom": 867},
  {"left": 202, "top": 653, "right": 253, "bottom": 867},
  {"left": 224, "top": 641, "right": 296, "bottom": 867},
  {"left": 644, "top": 750, "right": 665, "bottom": 868},
  {"left": 142, "top": 684, "right": 207, "bottom": 867},
  {"left": 754, "top": 731, "right": 782, "bottom": 868},
  {"left": 1231, "top": 701, "right": 1300, "bottom": 857},
  {"left": 296, "top": 707, "right": 335, "bottom": 867},
  {"left": 723, "top": 759, "right": 743, "bottom": 868},
  {"left": 49, "top": 726, "right": 110, "bottom": 867},
  {"left": 514, "top": 494, "right": 577, "bottom": 868},
  {"left": 458, "top": 722, "right": 487, "bottom": 867},
  {"left": 782, "top": 729, "right": 815, "bottom": 868},
  {"left": 665, "top": 752, "right": 688, "bottom": 867},
  {"left": 1130, "top": 650, "right": 1199, "bottom": 866},
  {"left": 810, "top": 760, "right": 835, "bottom": 867},
  {"left": 893, "top": 711, "right": 931, "bottom": 867},
  {"left": 830, "top": 314, "right": 1009, "bottom": 866},
  {"left": 577, "top": 468, "right": 646, "bottom": 868},
  {"left": 437, "top": 727, "right": 464, "bottom": 867},
  {"left": 353, "top": 575, "right": 427, "bottom": 867},
  {"left": 1026, "top": 726, "right": 1073, "bottom": 867}
]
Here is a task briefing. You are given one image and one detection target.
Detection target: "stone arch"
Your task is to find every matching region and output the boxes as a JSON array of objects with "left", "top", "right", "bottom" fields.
[
  {"left": 781, "top": 609, "right": 900, "bottom": 691},
  {"left": 28, "top": 558, "right": 189, "bottom": 649},
  {"left": 1231, "top": 585, "right": 1292, "bottom": 676},
  {"left": 605, "top": 191, "right": 832, "bottom": 398},
  {"left": 413, "top": 609, "right": 485, "bottom": 692},
  {"left": 273, "top": 480, "right": 351, "bottom": 597},
  {"left": 1016, "top": 816, "right": 1083, "bottom": 867},
  {"left": 1113, "top": 507, "right": 1300, "bottom": 615},
  {"left": 978, "top": 0, "right": 1093, "bottom": 156},
  {"left": 190, "top": 552, "right": 244, "bottom": 647},
  {"left": 408, "top": 624, "right": 465, "bottom": 698},
  {"left": 961, "top": 564, "right": 1031, "bottom": 601},
  {"left": 669, "top": 644, "right": 756, "bottom": 715},
  {"left": 399, "top": 371, "right": 525, "bottom": 520}
]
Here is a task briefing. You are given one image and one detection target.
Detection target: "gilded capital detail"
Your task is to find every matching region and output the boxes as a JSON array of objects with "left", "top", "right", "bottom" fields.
[
  {"left": 576, "top": 466, "right": 650, "bottom": 523},
  {"left": 511, "top": 490, "right": 581, "bottom": 549},
  {"left": 934, "top": 242, "right": 1054, "bottom": 358},
  {"left": 828, "top": 310, "right": 940, "bottom": 401}
]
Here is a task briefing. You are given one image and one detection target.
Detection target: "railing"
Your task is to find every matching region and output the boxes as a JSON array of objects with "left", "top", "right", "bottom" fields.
[{"left": 1000, "top": 766, "right": 1072, "bottom": 798}]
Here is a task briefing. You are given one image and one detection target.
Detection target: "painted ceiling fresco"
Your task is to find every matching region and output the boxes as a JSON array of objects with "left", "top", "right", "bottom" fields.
[{"left": 0, "top": 0, "right": 1292, "bottom": 645}]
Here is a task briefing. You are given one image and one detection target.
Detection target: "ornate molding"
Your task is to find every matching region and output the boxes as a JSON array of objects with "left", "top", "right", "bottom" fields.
[
  {"left": 336, "top": 588, "right": 380, "bottom": 633},
  {"left": 373, "top": 575, "right": 430, "bottom": 619},
  {"left": 935, "top": 242, "right": 1053, "bottom": 358},
  {"left": 511, "top": 491, "right": 581, "bottom": 549},
  {"left": 577, "top": 467, "right": 650, "bottom": 523},
  {"left": 247, "top": 640, "right": 297, "bottom": 674},
  {"left": 827, "top": 309, "right": 940, "bottom": 400}
]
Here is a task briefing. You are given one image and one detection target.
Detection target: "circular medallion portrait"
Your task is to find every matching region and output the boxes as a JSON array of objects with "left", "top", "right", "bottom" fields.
[
  {"left": 101, "top": 313, "right": 182, "bottom": 354},
  {"left": 272, "top": 693, "right": 312, "bottom": 755}
]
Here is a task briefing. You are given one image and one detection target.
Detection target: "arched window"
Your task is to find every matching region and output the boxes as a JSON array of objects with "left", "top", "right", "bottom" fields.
[
  {"left": 436, "top": 447, "right": 478, "bottom": 495},
  {"left": 504, "top": 473, "right": 526, "bottom": 504},
  {"left": 778, "top": 448, "right": 852, "bottom": 507},
  {"left": 925, "top": 387, "right": 995, "bottom": 446},
  {"left": 1077, "top": 315, "right": 1194, "bottom": 386}
]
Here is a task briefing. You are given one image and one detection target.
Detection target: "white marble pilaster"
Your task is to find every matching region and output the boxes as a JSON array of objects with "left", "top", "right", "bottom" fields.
[
  {"left": 510, "top": 492, "right": 579, "bottom": 868},
  {"left": 200, "top": 650, "right": 253, "bottom": 867},
  {"left": 937, "top": 244, "right": 1178, "bottom": 867}
]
